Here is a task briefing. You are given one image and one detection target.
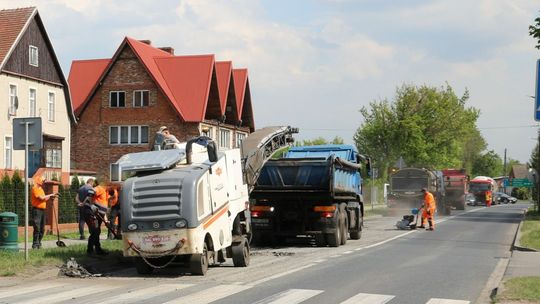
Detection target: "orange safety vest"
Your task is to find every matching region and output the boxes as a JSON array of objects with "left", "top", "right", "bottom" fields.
[
  {"left": 424, "top": 192, "right": 436, "bottom": 212},
  {"left": 31, "top": 185, "right": 47, "bottom": 209},
  {"left": 93, "top": 185, "right": 108, "bottom": 208},
  {"left": 109, "top": 188, "right": 119, "bottom": 207}
]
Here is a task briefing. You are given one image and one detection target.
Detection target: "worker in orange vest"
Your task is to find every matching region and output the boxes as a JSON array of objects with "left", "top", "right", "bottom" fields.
[
  {"left": 31, "top": 175, "right": 57, "bottom": 249},
  {"left": 419, "top": 188, "right": 436, "bottom": 231},
  {"left": 83, "top": 182, "right": 108, "bottom": 255},
  {"left": 107, "top": 186, "right": 121, "bottom": 240}
]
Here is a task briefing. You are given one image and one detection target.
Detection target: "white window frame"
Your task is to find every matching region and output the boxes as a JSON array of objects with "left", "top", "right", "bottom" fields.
[
  {"left": 133, "top": 90, "right": 149, "bottom": 107},
  {"left": 29, "top": 45, "right": 38, "bottom": 67},
  {"left": 28, "top": 88, "right": 36, "bottom": 117},
  {"left": 109, "top": 125, "right": 149, "bottom": 145},
  {"left": 109, "top": 91, "right": 126, "bottom": 108},
  {"left": 235, "top": 132, "right": 247, "bottom": 148},
  {"left": 47, "top": 91, "right": 55, "bottom": 122},
  {"left": 45, "top": 148, "right": 62, "bottom": 168},
  {"left": 4, "top": 136, "right": 12, "bottom": 169},
  {"left": 9, "top": 84, "right": 17, "bottom": 116},
  {"left": 219, "top": 128, "right": 231, "bottom": 149}
]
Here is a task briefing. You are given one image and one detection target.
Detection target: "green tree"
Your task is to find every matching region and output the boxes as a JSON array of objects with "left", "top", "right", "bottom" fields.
[
  {"left": 529, "top": 12, "right": 540, "bottom": 49},
  {"left": 354, "top": 83, "right": 483, "bottom": 179},
  {"left": 330, "top": 136, "right": 344, "bottom": 144},
  {"left": 471, "top": 150, "right": 503, "bottom": 177},
  {"left": 300, "top": 137, "right": 328, "bottom": 146}
]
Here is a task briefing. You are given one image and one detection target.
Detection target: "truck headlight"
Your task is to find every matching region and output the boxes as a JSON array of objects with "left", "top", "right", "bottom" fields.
[
  {"left": 175, "top": 219, "right": 188, "bottom": 228},
  {"left": 127, "top": 223, "right": 138, "bottom": 231}
]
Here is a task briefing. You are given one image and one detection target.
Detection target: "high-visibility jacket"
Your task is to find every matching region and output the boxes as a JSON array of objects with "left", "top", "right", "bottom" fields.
[
  {"left": 93, "top": 185, "right": 108, "bottom": 208},
  {"left": 31, "top": 185, "right": 47, "bottom": 209},
  {"left": 424, "top": 191, "right": 436, "bottom": 213}
]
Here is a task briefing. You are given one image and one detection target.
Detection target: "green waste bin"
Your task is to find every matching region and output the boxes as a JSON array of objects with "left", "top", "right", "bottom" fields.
[{"left": 0, "top": 212, "right": 18, "bottom": 251}]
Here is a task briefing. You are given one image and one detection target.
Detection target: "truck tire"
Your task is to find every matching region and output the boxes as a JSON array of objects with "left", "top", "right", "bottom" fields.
[
  {"left": 326, "top": 210, "right": 342, "bottom": 247},
  {"left": 232, "top": 237, "right": 250, "bottom": 267},
  {"left": 340, "top": 211, "right": 348, "bottom": 246},
  {"left": 134, "top": 257, "right": 154, "bottom": 275},
  {"left": 190, "top": 242, "right": 209, "bottom": 275},
  {"left": 350, "top": 212, "right": 362, "bottom": 240}
]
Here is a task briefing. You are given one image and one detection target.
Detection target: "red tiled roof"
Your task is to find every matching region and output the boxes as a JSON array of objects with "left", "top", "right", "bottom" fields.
[
  {"left": 215, "top": 61, "right": 232, "bottom": 115},
  {"left": 68, "top": 59, "right": 110, "bottom": 114},
  {"left": 233, "top": 69, "right": 248, "bottom": 121},
  {"left": 69, "top": 36, "right": 253, "bottom": 124},
  {"left": 0, "top": 7, "right": 35, "bottom": 68},
  {"left": 155, "top": 55, "right": 215, "bottom": 122}
]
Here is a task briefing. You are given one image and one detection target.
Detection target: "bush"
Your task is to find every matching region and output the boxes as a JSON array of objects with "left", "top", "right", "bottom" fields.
[{"left": 511, "top": 187, "right": 531, "bottom": 200}]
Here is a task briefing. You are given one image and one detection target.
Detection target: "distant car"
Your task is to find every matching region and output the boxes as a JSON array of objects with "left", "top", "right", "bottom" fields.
[
  {"left": 466, "top": 193, "right": 477, "bottom": 206},
  {"left": 494, "top": 192, "right": 518, "bottom": 204}
]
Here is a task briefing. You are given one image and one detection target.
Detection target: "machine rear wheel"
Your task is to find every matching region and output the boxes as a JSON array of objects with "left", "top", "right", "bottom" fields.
[
  {"left": 232, "top": 237, "right": 250, "bottom": 267},
  {"left": 340, "top": 212, "right": 348, "bottom": 245},
  {"left": 326, "top": 211, "right": 342, "bottom": 247},
  {"left": 190, "top": 242, "right": 209, "bottom": 275}
]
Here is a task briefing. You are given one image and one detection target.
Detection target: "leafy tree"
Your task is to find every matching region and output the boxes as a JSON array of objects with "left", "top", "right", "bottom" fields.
[
  {"left": 471, "top": 150, "right": 503, "bottom": 177},
  {"left": 330, "top": 136, "right": 344, "bottom": 144},
  {"left": 354, "top": 83, "right": 482, "bottom": 179},
  {"left": 529, "top": 12, "right": 540, "bottom": 49},
  {"left": 70, "top": 175, "right": 81, "bottom": 190},
  {"left": 0, "top": 173, "right": 12, "bottom": 212}
]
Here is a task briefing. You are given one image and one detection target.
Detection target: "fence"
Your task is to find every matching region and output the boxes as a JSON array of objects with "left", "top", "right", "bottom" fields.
[{"left": 0, "top": 185, "right": 79, "bottom": 226}]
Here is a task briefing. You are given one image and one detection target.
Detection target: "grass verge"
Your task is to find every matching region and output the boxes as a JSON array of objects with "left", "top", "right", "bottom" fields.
[
  {"left": 17, "top": 231, "right": 82, "bottom": 243},
  {"left": 0, "top": 238, "right": 123, "bottom": 277},
  {"left": 496, "top": 277, "right": 540, "bottom": 302},
  {"left": 520, "top": 210, "right": 540, "bottom": 250}
]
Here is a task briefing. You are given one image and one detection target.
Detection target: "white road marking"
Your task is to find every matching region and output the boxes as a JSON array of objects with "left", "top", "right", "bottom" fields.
[
  {"left": 250, "top": 263, "right": 316, "bottom": 286},
  {"left": 426, "top": 298, "right": 470, "bottom": 304},
  {"left": 163, "top": 284, "right": 251, "bottom": 304},
  {"left": 0, "top": 283, "right": 64, "bottom": 299},
  {"left": 342, "top": 250, "right": 353, "bottom": 254},
  {"left": 313, "top": 259, "right": 327, "bottom": 263},
  {"left": 100, "top": 283, "right": 193, "bottom": 304},
  {"left": 254, "top": 289, "right": 323, "bottom": 304},
  {"left": 14, "top": 284, "right": 118, "bottom": 304},
  {"left": 340, "top": 292, "right": 395, "bottom": 304}
]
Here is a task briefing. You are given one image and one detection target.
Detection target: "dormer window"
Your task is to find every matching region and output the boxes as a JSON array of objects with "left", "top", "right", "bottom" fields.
[{"left": 29, "top": 45, "right": 38, "bottom": 67}]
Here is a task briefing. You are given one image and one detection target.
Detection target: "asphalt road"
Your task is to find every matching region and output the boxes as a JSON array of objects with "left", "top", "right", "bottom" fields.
[{"left": 0, "top": 203, "right": 527, "bottom": 304}]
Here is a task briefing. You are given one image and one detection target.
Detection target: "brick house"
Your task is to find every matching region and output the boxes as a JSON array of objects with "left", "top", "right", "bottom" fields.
[
  {"left": 68, "top": 37, "right": 254, "bottom": 180},
  {"left": 0, "top": 7, "right": 75, "bottom": 184}
]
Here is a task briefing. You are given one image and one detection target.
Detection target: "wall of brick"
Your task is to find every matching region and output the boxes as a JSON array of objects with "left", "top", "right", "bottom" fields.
[{"left": 71, "top": 44, "right": 253, "bottom": 181}]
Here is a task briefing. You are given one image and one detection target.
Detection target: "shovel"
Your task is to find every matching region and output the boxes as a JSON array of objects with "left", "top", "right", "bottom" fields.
[
  {"left": 96, "top": 212, "right": 118, "bottom": 239},
  {"left": 53, "top": 195, "right": 66, "bottom": 247}
]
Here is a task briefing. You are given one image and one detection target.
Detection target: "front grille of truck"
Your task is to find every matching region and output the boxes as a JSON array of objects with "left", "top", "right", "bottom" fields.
[{"left": 131, "top": 177, "right": 182, "bottom": 221}]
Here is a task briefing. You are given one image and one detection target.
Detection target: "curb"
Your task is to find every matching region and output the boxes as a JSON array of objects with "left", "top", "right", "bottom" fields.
[{"left": 512, "top": 209, "right": 539, "bottom": 252}]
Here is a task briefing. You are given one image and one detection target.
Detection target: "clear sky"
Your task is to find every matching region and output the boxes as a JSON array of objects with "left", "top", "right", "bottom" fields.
[{"left": 4, "top": 0, "right": 539, "bottom": 164}]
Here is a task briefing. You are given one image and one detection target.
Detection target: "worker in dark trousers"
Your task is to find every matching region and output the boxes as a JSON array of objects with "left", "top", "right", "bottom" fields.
[
  {"left": 31, "top": 175, "right": 57, "bottom": 249},
  {"left": 75, "top": 177, "right": 94, "bottom": 240},
  {"left": 83, "top": 188, "right": 108, "bottom": 255}
]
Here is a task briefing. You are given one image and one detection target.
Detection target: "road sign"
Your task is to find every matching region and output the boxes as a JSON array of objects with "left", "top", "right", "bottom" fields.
[
  {"left": 536, "top": 59, "right": 540, "bottom": 121},
  {"left": 13, "top": 117, "right": 42, "bottom": 150},
  {"left": 511, "top": 178, "right": 533, "bottom": 187}
]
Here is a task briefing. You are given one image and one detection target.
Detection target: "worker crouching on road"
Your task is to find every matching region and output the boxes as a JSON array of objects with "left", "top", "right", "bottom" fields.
[
  {"left": 31, "top": 176, "right": 57, "bottom": 249},
  {"left": 83, "top": 183, "right": 109, "bottom": 255},
  {"left": 419, "top": 188, "right": 436, "bottom": 231}
]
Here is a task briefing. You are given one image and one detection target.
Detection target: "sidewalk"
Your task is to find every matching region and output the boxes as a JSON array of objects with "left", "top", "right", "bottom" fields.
[{"left": 493, "top": 206, "right": 540, "bottom": 303}]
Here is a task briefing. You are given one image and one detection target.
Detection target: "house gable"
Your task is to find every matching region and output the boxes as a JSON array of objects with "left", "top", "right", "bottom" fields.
[
  {"left": 216, "top": 61, "right": 239, "bottom": 126},
  {"left": 3, "top": 16, "right": 62, "bottom": 84}
]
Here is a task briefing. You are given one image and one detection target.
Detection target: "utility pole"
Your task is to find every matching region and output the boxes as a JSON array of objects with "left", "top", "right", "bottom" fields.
[
  {"left": 537, "top": 128, "right": 540, "bottom": 212},
  {"left": 503, "top": 148, "right": 507, "bottom": 194}
]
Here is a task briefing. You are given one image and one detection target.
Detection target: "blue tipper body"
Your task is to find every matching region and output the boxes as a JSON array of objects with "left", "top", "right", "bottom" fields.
[{"left": 253, "top": 144, "right": 362, "bottom": 201}]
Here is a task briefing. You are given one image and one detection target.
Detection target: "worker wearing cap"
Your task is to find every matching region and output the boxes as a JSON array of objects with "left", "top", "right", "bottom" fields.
[
  {"left": 31, "top": 176, "right": 57, "bottom": 249},
  {"left": 159, "top": 126, "right": 180, "bottom": 144},
  {"left": 420, "top": 188, "right": 436, "bottom": 231}
]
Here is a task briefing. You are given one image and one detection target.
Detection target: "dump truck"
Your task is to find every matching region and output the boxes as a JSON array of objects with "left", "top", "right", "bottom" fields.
[
  {"left": 388, "top": 168, "right": 449, "bottom": 214},
  {"left": 249, "top": 144, "right": 370, "bottom": 247},
  {"left": 442, "top": 169, "right": 468, "bottom": 210},
  {"left": 111, "top": 126, "right": 296, "bottom": 275},
  {"left": 468, "top": 176, "right": 498, "bottom": 206}
]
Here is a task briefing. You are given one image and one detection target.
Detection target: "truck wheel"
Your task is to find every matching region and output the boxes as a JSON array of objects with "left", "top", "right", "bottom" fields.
[
  {"left": 134, "top": 257, "right": 154, "bottom": 275},
  {"left": 340, "top": 212, "right": 348, "bottom": 245},
  {"left": 350, "top": 211, "right": 363, "bottom": 240},
  {"left": 232, "top": 237, "right": 250, "bottom": 267},
  {"left": 326, "top": 212, "right": 342, "bottom": 247},
  {"left": 190, "top": 242, "right": 209, "bottom": 275}
]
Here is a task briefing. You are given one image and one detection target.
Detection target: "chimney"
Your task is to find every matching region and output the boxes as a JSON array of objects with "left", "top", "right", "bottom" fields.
[
  {"left": 138, "top": 39, "right": 152, "bottom": 45},
  {"left": 159, "top": 47, "right": 175, "bottom": 55}
]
